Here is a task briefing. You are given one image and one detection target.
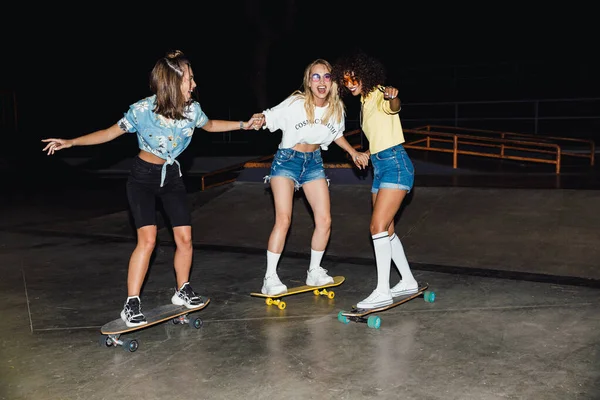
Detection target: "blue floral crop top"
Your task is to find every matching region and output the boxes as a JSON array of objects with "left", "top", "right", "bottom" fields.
[{"left": 117, "top": 95, "right": 208, "bottom": 186}]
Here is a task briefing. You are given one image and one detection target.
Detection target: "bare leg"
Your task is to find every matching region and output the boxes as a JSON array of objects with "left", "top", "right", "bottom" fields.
[
  {"left": 127, "top": 225, "right": 157, "bottom": 296},
  {"left": 172, "top": 225, "right": 193, "bottom": 288},
  {"left": 370, "top": 189, "right": 406, "bottom": 235},
  {"left": 302, "top": 178, "right": 331, "bottom": 252},
  {"left": 371, "top": 189, "right": 414, "bottom": 294},
  {"left": 357, "top": 189, "right": 407, "bottom": 308},
  {"left": 262, "top": 177, "right": 295, "bottom": 295},
  {"left": 302, "top": 178, "right": 335, "bottom": 285},
  {"left": 267, "top": 177, "right": 295, "bottom": 254}
]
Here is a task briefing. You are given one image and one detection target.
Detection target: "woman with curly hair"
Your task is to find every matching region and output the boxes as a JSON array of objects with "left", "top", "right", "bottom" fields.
[
  {"left": 333, "top": 51, "right": 418, "bottom": 309},
  {"left": 250, "top": 59, "right": 369, "bottom": 296}
]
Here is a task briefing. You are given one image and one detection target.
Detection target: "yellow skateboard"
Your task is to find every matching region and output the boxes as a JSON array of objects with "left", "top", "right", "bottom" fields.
[{"left": 250, "top": 276, "right": 345, "bottom": 310}]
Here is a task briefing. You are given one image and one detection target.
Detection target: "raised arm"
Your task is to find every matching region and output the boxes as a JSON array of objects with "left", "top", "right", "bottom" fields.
[
  {"left": 381, "top": 86, "right": 401, "bottom": 113},
  {"left": 41, "top": 123, "right": 127, "bottom": 156}
]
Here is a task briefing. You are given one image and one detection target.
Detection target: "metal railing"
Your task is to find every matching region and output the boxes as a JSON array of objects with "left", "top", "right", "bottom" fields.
[
  {"left": 414, "top": 125, "right": 595, "bottom": 167},
  {"left": 402, "top": 127, "right": 563, "bottom": 173}
]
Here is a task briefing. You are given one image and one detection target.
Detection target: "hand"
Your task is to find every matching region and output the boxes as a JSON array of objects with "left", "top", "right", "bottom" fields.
[
  {"left": 246, "top": 113, "right": 265, "bottom": 131},
  {"left": 381, "top": 86, "right": 398, "bottom": 101},
  {"left": 351, "top": 152, "right": 370, "bottom": 170},
  {"left": 41, "top": 138, "right": 73, "bottom": 155}
]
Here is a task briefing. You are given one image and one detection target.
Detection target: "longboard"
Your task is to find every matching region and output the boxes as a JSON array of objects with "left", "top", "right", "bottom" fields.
[
  {"left": 338, "top": 284, "right": 435, "bottom": 329},
  {"left": 99, "top": 298, "right": 210, "bottom": 352},
  {"left": 250, "top": 276, "right": 345, "bottom": 310}
]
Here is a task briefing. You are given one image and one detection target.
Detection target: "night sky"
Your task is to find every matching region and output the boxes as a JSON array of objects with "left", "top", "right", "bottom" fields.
[{"left": 1, "top": 3, "right": 596, "bottom": 156}]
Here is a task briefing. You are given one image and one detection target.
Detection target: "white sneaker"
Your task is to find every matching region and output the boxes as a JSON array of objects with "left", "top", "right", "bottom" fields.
[
  {"left": 391, "top": 280, "right": 418, "bottom": 297},
  {"left": 356, "top": 289, "right": 393, "bottom": 309},
  {"left": 261, "top": 274, "right": 287, "bottom": 295},
  {"left": 306, "top": 266, "right": 334, "bottom": 286}
]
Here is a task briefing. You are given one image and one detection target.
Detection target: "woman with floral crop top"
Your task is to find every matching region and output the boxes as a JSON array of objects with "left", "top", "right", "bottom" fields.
[
  {"left": 333, "top": 51, "right": 419, "bottom": 309},
  {"left": 249, "top": 59, "right": 370, "bottom": 296},
  {"left": 42, "top": 50, "right": 259, "bottom": 327}
]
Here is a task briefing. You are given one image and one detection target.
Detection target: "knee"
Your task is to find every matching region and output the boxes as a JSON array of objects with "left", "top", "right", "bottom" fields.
[
  {"left": 369, "top": 223, "right": 387, "bottom": 236},
  {"left": 274, "top": 214, "right": 292, "bottom": 231},
  {"left": 175, "top": 233, "right": 193, "bottom": 250},
  {"left": 137, "top": 235, "right": 157, "bottom": 250},
  {"left": 314, "top": 214, "right": 332, "bottom": 231}
]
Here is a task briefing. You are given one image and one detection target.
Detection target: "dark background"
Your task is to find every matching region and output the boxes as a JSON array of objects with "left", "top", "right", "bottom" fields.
[{"left": 0, "top": 3, "right": 597, "bottom": 164}]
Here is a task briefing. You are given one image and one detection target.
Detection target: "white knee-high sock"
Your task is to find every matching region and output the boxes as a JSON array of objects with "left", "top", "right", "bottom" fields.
[
  {"left": 265, "top": 250, "right": 281, "bottom": 276},
  {"left": 390, "top": 233, "right": 417, "bottom": 284},
  {"left": 309, "top": 249, "right": 325, "bottom": 271},
  {"left": 372, "top": 232, "right": 391, "bottom": 293}
]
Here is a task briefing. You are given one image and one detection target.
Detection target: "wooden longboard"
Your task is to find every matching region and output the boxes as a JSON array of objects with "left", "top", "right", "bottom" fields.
[
  {"left": 338, "top": 284, "right": 435, "bottom": 329},
  {"left": 250, "top": 276, "right": 345, "bottom": 310},
  {"left": 101, "top": 298, "right": 210, "bottom": 335}
]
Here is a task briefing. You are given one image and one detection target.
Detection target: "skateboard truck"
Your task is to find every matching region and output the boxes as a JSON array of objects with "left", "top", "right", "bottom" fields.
[
  {"left": 99, "top": 300, "right": 210, "bottom": 352},
  {"left": 338, "top": 284, "right": 435, "bottom": 329},
  {"left": 99, "top": 334, "right": 140, "bottom": 353},
  {"left": 264, "top": 287, "right": 337, "bottom": 310},
  {"left": 251, "top": 276, "right": 345, "bottom": 310}
]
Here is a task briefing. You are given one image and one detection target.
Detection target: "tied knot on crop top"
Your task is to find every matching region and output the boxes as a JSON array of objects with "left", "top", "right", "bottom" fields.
[{"left": 117, "top": 95, "right": 208, "bottom": 186}]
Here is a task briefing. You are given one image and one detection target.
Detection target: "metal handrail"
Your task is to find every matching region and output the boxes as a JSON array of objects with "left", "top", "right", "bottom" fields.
[
  {"left": 403, "top": 128, "right": 562, "bottom": 173},
  {"left": 416, "top": 124, "right": 595, "bottom": 166}
]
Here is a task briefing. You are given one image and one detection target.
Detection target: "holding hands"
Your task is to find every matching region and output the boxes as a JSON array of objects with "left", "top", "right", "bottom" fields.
[
  {"left": 241, "top": 116, "right": 263, "bottom": 130},
  {"left": 248, "top": 113, "right": 266, "bottom": 130},
  {"left": 350, "top": 151, "right": 370, "bottom": 170}
]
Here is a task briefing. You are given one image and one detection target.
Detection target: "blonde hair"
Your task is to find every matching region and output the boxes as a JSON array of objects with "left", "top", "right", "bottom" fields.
[{"left": 289, "top": 59, "right": 345, "bottom": 126}]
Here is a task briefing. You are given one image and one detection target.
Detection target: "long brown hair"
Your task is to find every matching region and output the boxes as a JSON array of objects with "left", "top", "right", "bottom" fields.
[{"left": 150, "top": 50, "right": 193, "bottom": 120}]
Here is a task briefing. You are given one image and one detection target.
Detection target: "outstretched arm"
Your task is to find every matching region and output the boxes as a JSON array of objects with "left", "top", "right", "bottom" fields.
[
  {"left": 201, "top": 116, "right": 262, "bottom": 133},
  {"left": 333, "top": 135, "right": 369, "bottom": 170},
  {"left": 41, "top": 123, "right": 127, "bottom": 156}
]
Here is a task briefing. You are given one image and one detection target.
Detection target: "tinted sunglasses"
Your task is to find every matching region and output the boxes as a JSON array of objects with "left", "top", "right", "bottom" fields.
[
  {"left": 343, "top": 74, "right": 359, "bottom": 86},
  {"left": 311, "top": 73, "right": 332, "bottom": 82}
]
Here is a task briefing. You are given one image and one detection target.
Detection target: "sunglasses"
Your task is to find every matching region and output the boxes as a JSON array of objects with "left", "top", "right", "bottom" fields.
[
  {"left": 311, "top": 73, "right": 332, "bottom": 82},
  {"left": 343, "top": 74, "right": 359, "bottom": 86}
]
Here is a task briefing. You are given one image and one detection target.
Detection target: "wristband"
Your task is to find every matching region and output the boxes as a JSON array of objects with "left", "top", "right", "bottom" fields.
[{"left": 239, "top": 121, "right": 244, "bottom": 130}]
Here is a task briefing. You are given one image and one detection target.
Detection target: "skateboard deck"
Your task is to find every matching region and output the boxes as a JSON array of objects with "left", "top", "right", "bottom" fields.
[
  {"left": 338, "top": 284, "right": 435, "bottom": 329},
  {"left": 250, "top": 276, "right": 345, "bottom": 310},
  {"left": 99, "top": 298, "right": 210, "bottom": 352}
]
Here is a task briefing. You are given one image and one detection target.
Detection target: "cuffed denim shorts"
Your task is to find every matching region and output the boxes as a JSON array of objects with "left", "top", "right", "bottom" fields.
[
  {"left": 371, "top": 144, "right": 414, "bottom": 194},
  {"left": 126, "top": 156, "right": 191, "bottom": 229},
  {"left": 265, "top": 148, "right": 327, "bottom": 190}
]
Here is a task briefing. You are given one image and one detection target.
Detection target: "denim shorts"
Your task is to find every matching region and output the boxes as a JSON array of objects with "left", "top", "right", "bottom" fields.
[
  {"left": 265, "top": 148, "right": 327, "bottom": 190},
  {"left": 371, "top": 144, "right": 415, "bottom": 194},
  {"left": 126, "top": 156, "right": 191, "bottom": 229}
]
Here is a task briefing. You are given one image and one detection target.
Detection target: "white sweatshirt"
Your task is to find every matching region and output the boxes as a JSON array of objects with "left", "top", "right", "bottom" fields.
[{"left": 262, "top": 95, "right": 345, "bottom": 150}]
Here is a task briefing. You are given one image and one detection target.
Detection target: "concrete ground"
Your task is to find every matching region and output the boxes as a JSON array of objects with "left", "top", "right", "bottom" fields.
[{"left": 1, "top": 153, "right": 600, "bottom": 400}]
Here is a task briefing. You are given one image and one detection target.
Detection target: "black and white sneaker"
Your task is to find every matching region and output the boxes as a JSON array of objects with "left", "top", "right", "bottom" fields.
[
  {"left": 171, "top": 282, "right": 205, "bottom": 309},
  {"left": 120, "top": 296, "right": 147, "bottom": 327}
]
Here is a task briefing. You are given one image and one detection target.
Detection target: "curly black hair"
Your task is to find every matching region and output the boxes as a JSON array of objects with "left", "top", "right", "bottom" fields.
[{"left": 332, "top": 50, "right": 387, "bottom": 99}]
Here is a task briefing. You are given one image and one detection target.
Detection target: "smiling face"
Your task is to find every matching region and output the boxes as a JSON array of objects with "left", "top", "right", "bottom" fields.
[
  {"left": 343, "top": 72, "right": 363, "bottom": 97},
  {"left": 308, "top": 63, "right": 332, "bottom": 106},
  {"left": 180, "top": 64, "right": 196, "bottom": 103}
]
